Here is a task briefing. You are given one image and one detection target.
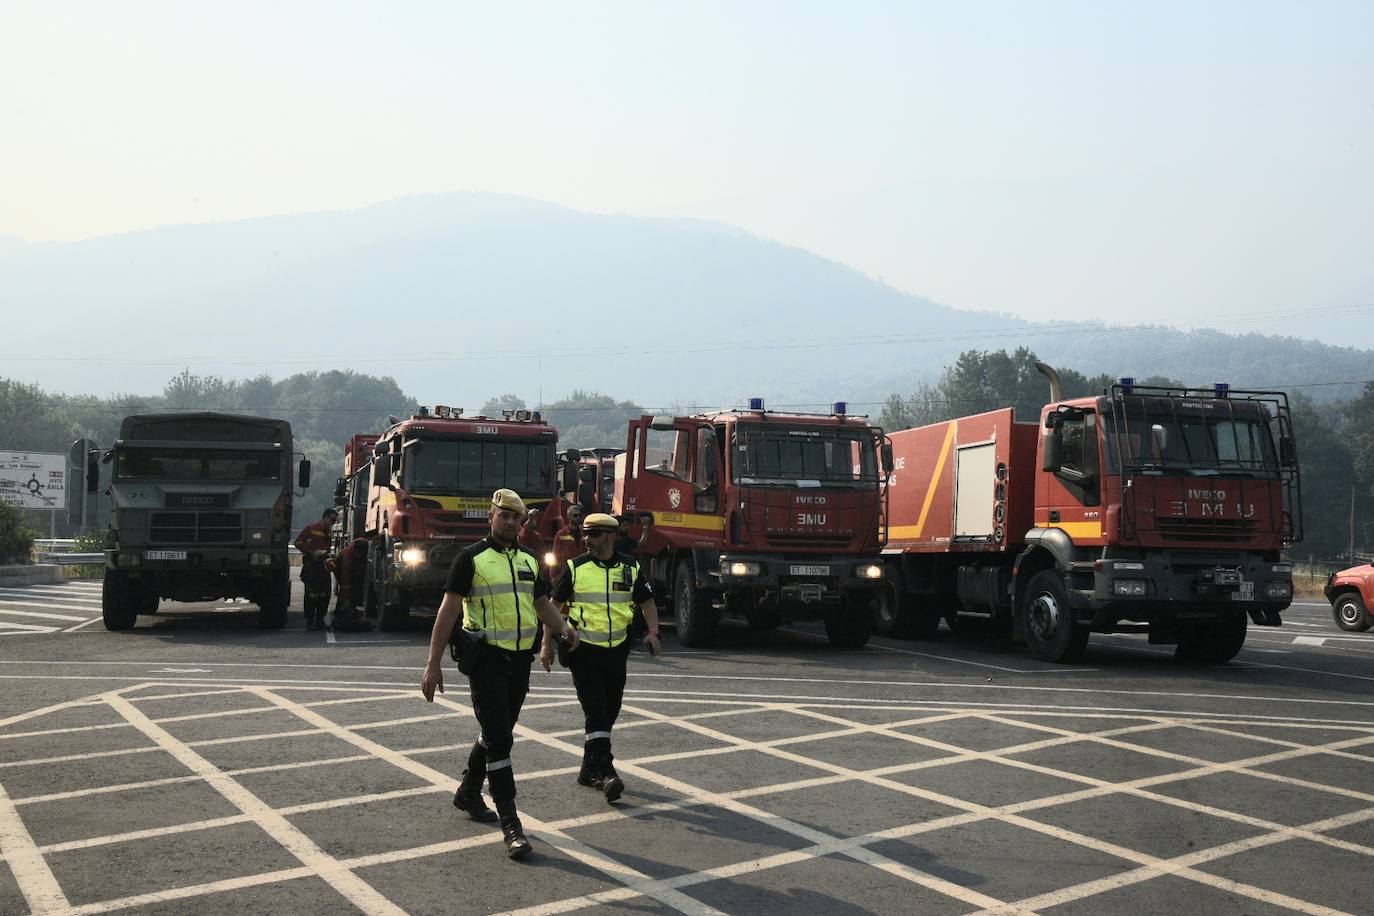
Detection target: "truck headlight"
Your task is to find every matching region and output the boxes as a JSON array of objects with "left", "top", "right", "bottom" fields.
[
  {"left": 1272, "top": 563, "right": 1293, "bottom": 574},
  {"left": 394, "top": 545, "right": 425, "bottom": 566},
  {"left": 723, "top": 560, "right": 761, "bottom": 577},
  {"left": 544, "top": 552, "right": 556, "bottom": 567},
  {"left": 1264, "top": 580, "right": 1292, "bottom": 600},
  {"left": 855, "top": 563, "right": 884, "bottom": 579},
  {"left": 1114, "top": 561, "right": 1145, "bottom": 571},
  {"left": 1112, "top": 579, "right": 1147, "bottom": 597},
  {"left": 249, "top": 530, "right": 267, "bottom": 542},
  {"left": 250, "top": 553, "right": 273, "bottom": 566}
]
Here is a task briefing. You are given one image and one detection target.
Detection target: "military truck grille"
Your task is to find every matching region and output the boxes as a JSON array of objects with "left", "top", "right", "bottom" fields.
[
  {"left": 150, "top": 511, "right": 243, "bottom": 545},
  {"left": 1154, "top": 517, "right": 1256, "bottom": 543}
]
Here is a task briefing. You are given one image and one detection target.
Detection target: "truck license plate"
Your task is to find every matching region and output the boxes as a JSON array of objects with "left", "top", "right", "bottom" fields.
[
  {"left": 1232, "top": 580, "right": 1254, "bottom": 601},
  {"left": 790, "top": 565, "right": 830, "bottom": 577},
  {"left": 463, "top": 509, "right": 487, "bottom": 519},
  {"left": 145, "top": 550, "right": 187, "bottom": 561}
]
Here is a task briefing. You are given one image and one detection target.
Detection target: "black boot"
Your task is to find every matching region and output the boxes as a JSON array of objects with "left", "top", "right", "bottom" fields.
[
  {"left": 600, "top": 754, "right": 624, "bottom": 803},
  {"left": 577, "top": 743, "right": 601, "bottom": 788},
  {"left": 453, "top": 770, "right": 498, "bottom": 823},
  {"left": 496, "top": 800, "right": 532, "bottom": 859}
]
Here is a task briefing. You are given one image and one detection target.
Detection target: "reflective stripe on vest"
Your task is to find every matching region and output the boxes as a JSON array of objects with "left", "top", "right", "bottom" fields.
[
  {"left": 567, "top": 558, "right": 637, "bottom": 649},
  {"left": 462, "top": 544, "right": 540, "bottom": 652}
]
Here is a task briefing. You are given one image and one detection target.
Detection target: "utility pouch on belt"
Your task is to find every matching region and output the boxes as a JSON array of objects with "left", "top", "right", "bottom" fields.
[
  {"left": 448, "top": 628, "right": 485, "bottom": 676},
  {"left": 556, "top": 632, "right": 574, "bottom": 668}
]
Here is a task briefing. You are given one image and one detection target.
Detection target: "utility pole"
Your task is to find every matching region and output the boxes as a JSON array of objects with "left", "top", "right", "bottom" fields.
[{"left": 1351, "top": 484, "right": 1357, "bottom": 566}]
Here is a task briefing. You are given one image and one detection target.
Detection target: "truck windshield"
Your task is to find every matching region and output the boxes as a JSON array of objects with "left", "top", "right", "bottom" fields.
[
  {"left": 1103, "top": 412, "right": 1279, "bottom": 478},
  {"left": 733, "top": 427, "right": 879, "bottom": 486},
  {"left": 116, "top": 448, "right": 281, "bottom": 481},
  {"left": 403, "top": 439, "right": 554, "bottom": 495}
]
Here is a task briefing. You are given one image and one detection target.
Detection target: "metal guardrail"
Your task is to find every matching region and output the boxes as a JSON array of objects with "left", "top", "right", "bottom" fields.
[{"left": 48, "top": 553, "right": 104, "bottom": 565}]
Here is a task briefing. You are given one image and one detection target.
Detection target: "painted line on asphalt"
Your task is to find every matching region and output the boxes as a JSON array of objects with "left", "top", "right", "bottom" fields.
[
  {"left": 104, "top": 691, "right": 406, "bottom": 916},
  {"left": 0, "top": 777, "right": 69, "bottom": 914},
  {"left": 0, "top": 599, "right": 104, "bottom": 615}
]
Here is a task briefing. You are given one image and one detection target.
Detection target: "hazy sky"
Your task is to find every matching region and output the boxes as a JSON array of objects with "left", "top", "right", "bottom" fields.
[{"left": 2, "top": 1, "right": 1370, "bottom": 329}]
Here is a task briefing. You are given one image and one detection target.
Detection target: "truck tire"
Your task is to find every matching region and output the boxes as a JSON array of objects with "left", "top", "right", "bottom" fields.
[
  {"left": 825, "top": 602, "right": 872, "bottom": 649},
  {"left": 1021, "top": 570, "right": 1088, "bottom": 663},
  {"left": 1332, "top": 593, "right": 1372, "bottom": 632},
  {"left": 675, "top": 561, "right": 717, "bottom": 648},
  {"left": 872, "top": 570, "right": 938, "bottom": 640},
  {"left": 102, "top": 569, "right": 139, "bottom": 631},
  {"left": 378, "top": 581, "right": 411, "bottom": 632},
  {"left": 1176, "top": 612, "right": 1247, "bottom": 663},
  {"left": 257, "top": 573, "right": 290, "bottom": 630}
]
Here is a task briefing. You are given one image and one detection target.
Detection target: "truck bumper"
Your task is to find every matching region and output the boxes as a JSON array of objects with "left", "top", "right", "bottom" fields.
[
  {"left": 1070, "top": 553, "right": 1291, "bottom": 627},
  {"left": 711, "top": 554, "right": 884, "bottom": 619},
  {"left": 104, "top": 547, "right": 286, "bottom": 601}
]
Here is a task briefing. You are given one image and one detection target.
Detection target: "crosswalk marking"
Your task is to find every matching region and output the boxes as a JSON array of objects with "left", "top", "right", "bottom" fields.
[{"left": 0, "top": 584, "right": 102, "bottom": 636}]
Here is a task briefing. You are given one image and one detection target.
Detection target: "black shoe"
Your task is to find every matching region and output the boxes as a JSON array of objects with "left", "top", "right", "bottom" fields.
[
  {"left": 602, "top": 761, "right": 624, "bottom": 802},
  {"left": 453, "top": 786, "right": 499, "bottom": 823},
  {"left": 497, "top": 805, "right": 532, "bottom": 859}
]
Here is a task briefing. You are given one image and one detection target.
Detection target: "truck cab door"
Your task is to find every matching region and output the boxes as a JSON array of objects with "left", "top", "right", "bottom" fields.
[
  {"left": 618, "top": 417, "right": 724, "bottom": 546},
  {"left": 1037, "top": 408, "right": 1105, "bottom": 543}
]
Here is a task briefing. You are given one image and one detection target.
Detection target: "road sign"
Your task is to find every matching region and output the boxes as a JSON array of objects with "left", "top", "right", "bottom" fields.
[{"left": 0, "top": 452, "right": 67, "bottom": 510}]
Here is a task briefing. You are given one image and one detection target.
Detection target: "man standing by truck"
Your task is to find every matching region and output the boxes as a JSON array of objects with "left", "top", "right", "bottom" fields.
[
  {"left": 551, "top": 503, "right": 585, "bottom": 569},
  {"left": 541, "top": 513, "right": 662, "bottom": 803},
  {"left": 295, "top": 508, "right": 337, "bottom": 631},
  {"left": 420, "top": 489, "right": 582, "bottom": 859}
]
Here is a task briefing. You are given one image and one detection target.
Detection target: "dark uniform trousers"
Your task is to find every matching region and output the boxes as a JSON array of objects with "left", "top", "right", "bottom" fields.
[
  {"left": 568, "top": 639, "right": 631, "bottom": 764},
  {"left": 300, "top": 559, "right": 331, "bottom": 627},
  {"left": 463, "top": 644, "right": 533, "bottom": 803}
]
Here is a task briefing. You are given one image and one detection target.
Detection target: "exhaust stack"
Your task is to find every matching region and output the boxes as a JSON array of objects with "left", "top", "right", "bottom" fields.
[{"left": 1034, "top": 362, "right": 1062, "bottom": 403}]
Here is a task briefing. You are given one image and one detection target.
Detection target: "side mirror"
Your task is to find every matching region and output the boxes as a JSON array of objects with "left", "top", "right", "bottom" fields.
[
  {"left": 373, "top": 454, "right": 393, "bottom": 489},
  {"left": 1150, "top": 424, "right": 1168, "bottom": 462},
  {"left": 560, "top": 462, "right": 577, "bottom": 494},
  {"left": 1279, "top": 436, "right": 1297, "bottom": 468},
  {"left": 1041, "top": 431, "right": 1062, "bottom": 473},
  {"left": 86, "top": 449, "right": 99, "bottom": 494},
  {"left": 578, "top": 466, "right": 596, "bottom": 484},
  {"left": 298, "top": 459, "right": 312, "bottom": 489},
  {"left": 334, "top": 477, "right": 346, "bottom": 502},
  {"left": 649, "top": 415, "right": 677, "bottom": 432},
  {"left": 563, "top": 448, "right": 580, "bottom": 463},
  {"left": 881, "top": 441, "right": 894, "bottom": 474}
]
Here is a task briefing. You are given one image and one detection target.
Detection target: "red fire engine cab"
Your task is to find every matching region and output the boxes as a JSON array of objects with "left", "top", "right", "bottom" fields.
[
  {"left": 880, "top": 368, "right": 1301, "bottom": 663},
  {"left": 613, "top": 399, "right": 891, "bottom": 648},
  {"left": 360, "top": 406, "right": 560, "bottom": 630}
]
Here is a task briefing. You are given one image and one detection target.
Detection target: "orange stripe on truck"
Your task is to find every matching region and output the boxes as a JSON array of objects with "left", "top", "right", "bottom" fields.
[{"left": 913, "top": 421, "right": 957, "bottom": 538}]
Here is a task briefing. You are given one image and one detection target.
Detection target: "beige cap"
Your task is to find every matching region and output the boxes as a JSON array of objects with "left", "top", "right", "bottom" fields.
[
  {"left": 582, "top": 512, "right": 620, "bottom": 532},
  {"left": 491, "top": 488, "right": 527, "bottom": 515}
]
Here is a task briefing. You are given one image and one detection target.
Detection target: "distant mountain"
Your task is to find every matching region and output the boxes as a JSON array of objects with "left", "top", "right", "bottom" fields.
[{"left": 2, "top": 193, "right": 1370, "bottom": 409}]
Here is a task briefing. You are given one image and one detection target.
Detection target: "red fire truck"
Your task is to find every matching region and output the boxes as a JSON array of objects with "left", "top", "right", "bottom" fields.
[
  {"left": 879, "top": 368, "right": 1301, "bottom": 663},
  {"left": 359, "top": 406, "right": 561, "bottom": 630},
  {"left": 612, "top": 399, "right": 891, "bottom": 648},
  {"left": 332, "top": 434, "right": 379, "bottom": 551}
]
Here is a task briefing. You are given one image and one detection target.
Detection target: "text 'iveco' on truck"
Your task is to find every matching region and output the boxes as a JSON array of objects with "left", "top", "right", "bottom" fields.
[
  {"left": 878, "top": 366, "right": 1301, "bottom": 663},
  {"left": 360, "top": 405, "right": 559, "bottom": 631},
  {"left": 613, "top": 399, "right": 891, "bottom": 648},
  {"left": 92, "top": 412, "right": 310, "bottom": 631}
]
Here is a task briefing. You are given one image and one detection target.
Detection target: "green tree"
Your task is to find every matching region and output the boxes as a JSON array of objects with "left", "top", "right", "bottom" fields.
[{"left": 480, "top": 394, "right": 527, "bottom": 415}]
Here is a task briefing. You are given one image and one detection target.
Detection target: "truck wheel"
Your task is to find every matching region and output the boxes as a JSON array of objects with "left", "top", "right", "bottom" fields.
[
  {"left": 378, "top": 582, "right": 411, "bottom": 632},
  {"left": 1021, "top": 570, "right": 1088, "bottom": 663},
  {"left": 101, "top": 569, "right": 139, "bottom": 631},
  {"left": 1332, "top": 593, "right": 1372, "bottom": 632},
  {"left": 825, "top": 603, "right": 872, "bottom": 649},
  {"left": 675, "top": 561, "right": 717, "bottom": 648},
  {"left": 1176, "top": 612, "right": 1247, "bottom": 663},
  {"left": 257, "top": 574, "right": 289, "bottom": 630}
]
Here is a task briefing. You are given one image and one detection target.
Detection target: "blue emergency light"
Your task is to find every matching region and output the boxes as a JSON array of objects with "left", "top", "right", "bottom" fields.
[
  {"left": 749, "top": 397, "right": 765, "bottom": 411},
  {"left": 1214, "top": 383, "right": 1230, "bottom": 398},
  {"left": 833, "top": 401, "right": 847, "bottom": 415},
  {"left": 1119, "top": 377, "right": 1135, "bottom": 394}
]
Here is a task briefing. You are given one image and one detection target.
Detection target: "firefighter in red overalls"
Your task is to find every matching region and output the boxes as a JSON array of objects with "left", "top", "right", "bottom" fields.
[{"left": 294, "top": 508, "right": 336, "bottom": 631}]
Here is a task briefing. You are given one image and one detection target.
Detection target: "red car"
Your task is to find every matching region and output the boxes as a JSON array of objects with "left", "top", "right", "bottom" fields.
[{"left": 1325, "top": 564, "right": 1374, "bottom": 631}]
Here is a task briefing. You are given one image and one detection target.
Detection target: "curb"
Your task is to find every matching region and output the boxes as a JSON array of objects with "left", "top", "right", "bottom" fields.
[{"left": 0, "top": 565, "right": 61, "bottom": 588}]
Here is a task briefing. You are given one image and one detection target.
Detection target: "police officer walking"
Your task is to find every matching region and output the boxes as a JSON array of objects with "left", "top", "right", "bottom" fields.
[
  {"left": 294, "top": 508, "right": 337, "bottom": 631},
  {"left": 541, "top": 513, "right": 661, "bottom": 802},
  {"left": 420, "top": 488, "right": 581, "bottom": 859}
]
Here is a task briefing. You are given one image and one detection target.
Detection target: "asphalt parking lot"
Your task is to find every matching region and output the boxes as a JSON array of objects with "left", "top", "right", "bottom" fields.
[{"left": 1, "top": 580, "right": 1373, "bottom": 915}]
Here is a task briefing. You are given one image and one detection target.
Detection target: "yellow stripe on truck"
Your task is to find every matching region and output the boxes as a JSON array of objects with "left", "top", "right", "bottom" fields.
[
  {"left": 913, "top": 422, "right": 957, "bottom": 538},
  {"left": 379, "top": 493, "right": 552, "bottom": 511},
  {"left": 1042, "top": 522, "right": 1102, "bottom": 539},
  {"left": 654, "top": 511, "right": 725, "bottom": 532}
]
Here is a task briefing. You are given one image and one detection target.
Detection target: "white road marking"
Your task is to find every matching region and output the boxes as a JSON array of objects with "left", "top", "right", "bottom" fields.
[
  {"left": 0, "top": 608, "right": 93, "bottom": 622},
  {"left": 0, "top": 778, "right": 69, "bottom": 913},
  {"left": 0, "top": 599, "right": 104, "bottom": 615},
  {"left": 1294, "top": 636, "right": 1328, "bottom": 646},
  {"left": 60, "top": 617, "right": 103, "bottom": 633},
  {"left": 104, "top": 692, "right": 405, "bottom": 916}
]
